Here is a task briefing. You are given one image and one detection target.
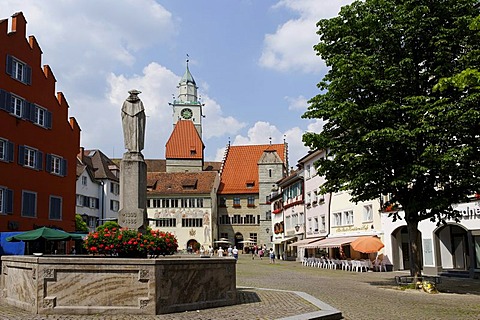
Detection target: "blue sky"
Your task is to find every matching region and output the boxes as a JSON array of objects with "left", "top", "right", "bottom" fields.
[{"left": 2, "top": 0, "right": 353, "bottom": 164}]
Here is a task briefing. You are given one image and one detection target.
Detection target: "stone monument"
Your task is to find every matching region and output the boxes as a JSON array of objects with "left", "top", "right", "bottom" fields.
[{"left": 119, "top": 89, "right": 147, "bottom": 231}]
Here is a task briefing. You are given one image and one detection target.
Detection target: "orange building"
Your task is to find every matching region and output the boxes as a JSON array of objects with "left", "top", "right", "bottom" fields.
[{"left": 0, "top": 12, "right": 80, "bottom": 232}]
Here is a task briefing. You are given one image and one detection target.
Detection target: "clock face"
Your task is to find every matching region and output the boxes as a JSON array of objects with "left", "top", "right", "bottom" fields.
[{"left": 181, "top": 108, "right": 193, "bottom": 119}]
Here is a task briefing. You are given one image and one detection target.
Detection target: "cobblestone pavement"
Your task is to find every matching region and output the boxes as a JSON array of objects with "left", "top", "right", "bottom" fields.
[{"left": 1, "top": 255, "right": 480, "bottom": 319}]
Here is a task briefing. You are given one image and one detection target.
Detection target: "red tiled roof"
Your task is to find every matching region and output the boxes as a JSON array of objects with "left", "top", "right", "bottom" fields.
[
  {"left": 165, "top": 120, "right": 203, "bottom": 159},
  {"left": 218, "top": 144, "right": 286, "bottom": 194},
  {"left": 147, "top": 171, "right": 218, "bottom": 195}
]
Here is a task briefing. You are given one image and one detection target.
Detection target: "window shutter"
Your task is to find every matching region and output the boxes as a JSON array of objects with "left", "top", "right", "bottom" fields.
[
  {"left": 5, "top": 189, "right": 13, "bottom": 214},
  {"left": 25, "top": 65, "right": 32, "bottom": 85},
  {"left": 18, "top": 145, "right": 25, "bottom": 165},
  {"left": 45, "top": 154, "right": 52, "bottom": 173},
  {"left": 7, "top": 141, "right": 14, "bottom": 162},
  {"left": 6, "top": 55, "right": 13, "bottom": 76},
  {"left": 29, "top": 103, "right": 36, "bottom": 122},
  {"left": 0, "top": 90, "right": 5, "bottom": 111},
  {"left": 23, "top": 100, "right": 31, "bottom": 120},
  {"left": 61, "top": 158, "right": 67, "bottom": 176},
  {"left": 0, "top": 90, "right": 12, "bottom": 112},
  {"left": 45, "top": 110, "right": 52, "bottom": 129},
  {"left": 36, "top": 151, "right": 43, "bottom": 170}
]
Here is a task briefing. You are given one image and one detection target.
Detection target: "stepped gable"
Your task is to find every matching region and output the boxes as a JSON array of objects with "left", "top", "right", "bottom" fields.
[
  {"left": 147, "top": 171, "right": 218, "bottom": 195},
  {"left": 218, "top": 143, "right": 286, "bottom": 194},
  {"left": 166, "top": 120, "right": 204, "bottom": 159}
]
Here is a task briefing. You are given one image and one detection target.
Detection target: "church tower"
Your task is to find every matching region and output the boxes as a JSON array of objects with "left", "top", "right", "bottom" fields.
[{"left": 171, "top": 59, "right": 203, "bottom": 137}]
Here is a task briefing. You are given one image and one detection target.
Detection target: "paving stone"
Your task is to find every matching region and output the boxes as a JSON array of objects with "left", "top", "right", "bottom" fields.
[{"left": 1, "top": 255, "right": 480, "bottom": 319}]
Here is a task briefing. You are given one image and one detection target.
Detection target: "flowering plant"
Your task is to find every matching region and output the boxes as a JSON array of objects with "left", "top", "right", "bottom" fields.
[{"left": 83, "top": 227, "right": 178, "bottom": 258}]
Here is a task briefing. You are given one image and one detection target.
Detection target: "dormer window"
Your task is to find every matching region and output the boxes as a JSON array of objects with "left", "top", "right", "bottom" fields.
[
  {"left": 182, "top": 178, "right": 197, "bottom": 190},
  {"left": 246, "top": 180, "right": 255, "bottom": 188}
]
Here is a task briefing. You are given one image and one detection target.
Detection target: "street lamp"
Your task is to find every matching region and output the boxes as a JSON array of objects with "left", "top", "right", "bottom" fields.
[
  {"left": 295, "top": 225, "right": 300, "bottom": 232},
  {"left": 266, "top": 227, "right": 270, "bottom": 234}
]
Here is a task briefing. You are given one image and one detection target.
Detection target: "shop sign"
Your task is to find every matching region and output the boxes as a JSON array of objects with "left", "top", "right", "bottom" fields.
[
  {"left": 452, "top": 202, "right": 480, "bottom": 220},
  {"left": 335, "top": 225, "right": 369, "bottom": 233}
]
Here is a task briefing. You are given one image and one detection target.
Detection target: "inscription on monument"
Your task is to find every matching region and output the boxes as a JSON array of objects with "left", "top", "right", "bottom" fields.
[{"left": 118, "top": 208, "right": 145, "bottom": 230}]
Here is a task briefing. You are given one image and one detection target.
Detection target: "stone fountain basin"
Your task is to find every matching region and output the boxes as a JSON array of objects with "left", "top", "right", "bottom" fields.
[{"left": 1, "top": 255, "right": 236, "bottom": 315}]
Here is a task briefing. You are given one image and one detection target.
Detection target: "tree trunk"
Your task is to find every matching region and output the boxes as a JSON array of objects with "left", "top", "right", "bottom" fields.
[{"left": 406, "top": 218, "right": 422, "bottom": 278}]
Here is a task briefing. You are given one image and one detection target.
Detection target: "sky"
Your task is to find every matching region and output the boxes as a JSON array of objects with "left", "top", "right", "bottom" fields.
[{"left": 2, "top": 0, "right": 353, "bottom": 165}]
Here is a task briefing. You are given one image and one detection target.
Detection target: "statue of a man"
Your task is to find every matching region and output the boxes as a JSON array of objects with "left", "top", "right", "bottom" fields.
[{"left": 121, "top": 90, "right": 146, "bottom": 153}]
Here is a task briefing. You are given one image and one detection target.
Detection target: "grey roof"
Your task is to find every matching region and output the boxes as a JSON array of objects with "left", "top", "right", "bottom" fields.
[{"left": 180, "top": 63, "right": 196, "bottom": 85}]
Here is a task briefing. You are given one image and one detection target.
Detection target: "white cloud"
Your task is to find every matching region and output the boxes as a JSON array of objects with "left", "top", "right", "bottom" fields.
[
  {"left": 306, "top": 119, "right": 326, "bottom": 133},
  {"left": 223, "top": 121, "right": 310, "bottom": 165},
  {"left": 105, "top": 63, "right": 246, "bottom": 159},
  {"left": 201, "top": 97, "right": 246, "bottom": 140},
  {"left": 285, "top": 95, "right": 308, "bottom": 111},
  {"left": 2, "top": 0, "right": 175, "bottom": 95},
  {"left": 260, "top": 0, "right": 353, "bottom": 73}
]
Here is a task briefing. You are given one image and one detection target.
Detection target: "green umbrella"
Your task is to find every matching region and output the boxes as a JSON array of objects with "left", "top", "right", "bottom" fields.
[{"left": 6, "top": 227, "right": 83, "bottom": 242}]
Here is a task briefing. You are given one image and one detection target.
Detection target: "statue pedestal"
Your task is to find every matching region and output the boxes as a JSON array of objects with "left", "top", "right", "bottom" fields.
[{"left": 119, "top": 152, "right": 147, "bottom": 230}]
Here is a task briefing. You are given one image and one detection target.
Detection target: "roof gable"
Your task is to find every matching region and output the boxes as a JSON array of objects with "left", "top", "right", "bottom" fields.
[
  {"left": 165, "top": 120, "right": 204, "bottom": 160},
  {"left": 218, "top": 144, "right": 286, "bottom": 194}
]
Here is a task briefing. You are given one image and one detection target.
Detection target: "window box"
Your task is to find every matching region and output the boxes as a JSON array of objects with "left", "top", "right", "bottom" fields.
[{"left": 233, "top": 204, "right": 241, "bottom": 208}]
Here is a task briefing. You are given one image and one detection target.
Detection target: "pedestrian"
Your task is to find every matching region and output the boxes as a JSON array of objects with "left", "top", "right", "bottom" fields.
[
  {"left": 227, "top": 245, "right": 233, "bottom": 257},
  {"left": 218, "top": 246, "right": 224, "bottom": 257},
  {"left": 208, "top": 245, "right": 214, "bottom": 256},
  {"left": 232, "top": 246, "right": 239, "bottom": 260},
  {"left": 269, "top": 248, "right": 275, "bottom": 264},
  {"left": 259, "top": 249, "right": 263, "bottom": 260},
  {"left": 200, "top": 245, "right": 205, "bottom": 255}
]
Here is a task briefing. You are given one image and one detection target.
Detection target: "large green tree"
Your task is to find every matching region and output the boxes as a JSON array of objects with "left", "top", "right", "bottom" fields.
[{"left": 303, "top": 0, "right": 480, "bottom": 277}]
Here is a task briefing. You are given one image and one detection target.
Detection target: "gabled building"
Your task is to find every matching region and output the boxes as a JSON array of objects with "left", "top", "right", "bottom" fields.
[
  {"left": 218, "top": 143, "right": 287, "bottom": 250},
  {"left": 292, "top": 150, "right": 331, "bottom": 259},
  {"left": 76, "top": 148, "right": 120, "bottom": 231},
  {"left": 272, "top": 168, "right": 304, "bottom": 260},
  {"left": 0, "top": 12, "right": 80, "bottom": 233}
]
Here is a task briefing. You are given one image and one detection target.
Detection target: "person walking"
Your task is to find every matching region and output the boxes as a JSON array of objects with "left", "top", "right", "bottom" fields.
[
  {"left": 269, "top": 248, "right": 275, "bottom": 264},
  {"left": 208, "top": 245, "right": 214, "bottom": 257},
  {"left": 232, "top": 246, "right": 239, "bottom": 260},
  {"left": 227, "top": 245, "right": 233, "bottom": 257},
  {"left": 218, "top": 246, "right": 224, "bottom": 257}
]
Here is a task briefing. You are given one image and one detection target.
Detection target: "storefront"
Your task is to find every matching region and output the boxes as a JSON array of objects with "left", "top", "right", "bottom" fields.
[{"left": 382, "top": 200, "right": 480, "bottom": 278}]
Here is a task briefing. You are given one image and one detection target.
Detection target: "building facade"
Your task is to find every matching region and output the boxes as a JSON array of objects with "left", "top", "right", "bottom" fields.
[
  {"left": 382, "top": 198, "right": 480, "bottom": 278},
  {"left": 0, "top": 12, "right": 80, "bottom": 233},
  {"left": 76, "top": 148, "right": 120, "bottom": 231},
  {"left": 293, "top": 150, "right": 331, "bottom": 259},
  {"left": 218, "top": 144, "right": 287, "bottom": 250},
  {"left": 272, "top": 168, "right": 304, "bottom": 260}
]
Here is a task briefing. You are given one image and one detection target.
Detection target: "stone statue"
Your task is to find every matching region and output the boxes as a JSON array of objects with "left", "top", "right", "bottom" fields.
[{"left": 121, "top": 89, "right": 146, "bottom": 153}]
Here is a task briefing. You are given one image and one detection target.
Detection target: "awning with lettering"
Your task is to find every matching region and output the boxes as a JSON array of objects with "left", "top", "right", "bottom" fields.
[
  {"left": 289, "top": 237, "right": 324, "bottom": 247},
  {"left": 302, "top": 236, "right": 368, "bottom": 248},
  {"left": 271, "top": 236, "right": 296, "bottom": 244}
]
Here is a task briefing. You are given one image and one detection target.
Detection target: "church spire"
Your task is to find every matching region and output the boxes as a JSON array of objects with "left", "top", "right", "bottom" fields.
[{"left": 177, "top": 56, "right": 198, "bottom": 103}]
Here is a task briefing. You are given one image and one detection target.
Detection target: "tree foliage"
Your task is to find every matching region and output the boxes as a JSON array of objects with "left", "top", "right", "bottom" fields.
[
  {"left": 303, "top": 0, "right": 480, "bottom": 276},
  {"left": 75, "top": 214, "right": 89, "bottom": 232}
]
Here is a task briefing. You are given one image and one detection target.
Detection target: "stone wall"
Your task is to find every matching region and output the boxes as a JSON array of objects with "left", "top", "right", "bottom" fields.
[{"left": 1, "top": 255, "right": 236, "bottom": 315}]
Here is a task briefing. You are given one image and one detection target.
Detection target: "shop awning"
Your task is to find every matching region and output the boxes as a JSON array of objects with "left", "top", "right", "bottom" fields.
[
  {"left": 271, "top": 236, "right": 296, "bottom": 244},
  {"left": 290, "top": 237, "right": 324, "bottom": 247},
  {"left": 302, "top": 236, "right": 366, "bottom": 248}
]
